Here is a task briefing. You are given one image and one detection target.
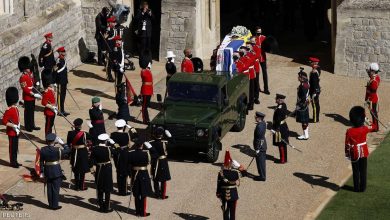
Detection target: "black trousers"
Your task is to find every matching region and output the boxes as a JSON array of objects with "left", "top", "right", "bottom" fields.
[
  {"left": 352, "top": 158, "right": 367, "bottom": 192},
  {"left": 106, "top": 59, "right": 114, "bottom": 80},
  {"left": 8, "top": 136, "right": 19, "bottom": 166},
  {"left": 134, "top": 195, "right": 147, "bottom": 216},
  {"left": 57, "top": 84, "right": 67, "bottom": 113},
  {"left": 97, "top": 191, "right": 111, "bottom": 211},
  {"left": 370, "top": 103, "right": 378, "bottom": 131},
  {"left": 279, "top": 143, "right": 287, "bottom": 163},
  {"left": 75, "top": 172, "right": 86, "bottom": 190},
  {"left": 222, "top": 200, "right": 237, "bottom": 220},
  {"left": 117, "top": 173, "right": 128, "bottom": 195},
  {"left": 45, "top": 115, "right": 55, "bottom": 136},
  {"left": 140, "top": 37, "right": 151, "bottom": 58},
  {"left": 24, "top": 100, "right": 36, "bottom": 130},
  {"left": 255, "top": 151, "right": 266, "bottom": 180},
  {"left": 310, "top": 94, "right": 320, "bottom": 122},
  {"left": 153, "top": 180, "right": 167, "bottom": 199},
  {"left": 41, "top": 68, "right": 55, "bottom": 85},
  {"left": 115, "top": 70, "right": 124, "bottom": 88},
  {"left": 254, "top": 72, "right": 260, "bottom": 101},
  {"left": 260, "top": 62, "right": 269, "bottom": 92},
  {"left": 142, "top": 95, "right": 151, "bottom": 123},
  {"left": 248, "top": 79, "right": 255, "bottom": 110},
  {"left": 96, "top": 37, "right": 105, "bottom": 65},
  {"left": 47, "top": 177, "right": 62, "bottom": 208}
]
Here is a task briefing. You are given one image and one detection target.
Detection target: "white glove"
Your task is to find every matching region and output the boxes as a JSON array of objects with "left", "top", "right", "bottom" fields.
[
  {"left": 270, "top": 129, "right": 276, "bottom": 134},
  {"left": 232, "top": 160, "right": 240, "bottom": 169},
  {"left": 126, "top": 124, "right": 132, "bottom": 129},
  {"left": 51, "top": 106, "right": 58, "bottom": 115},
  {"left": 120, "top": 68, "right": 124, "bottom": 73},
  {"left": 87, "top": 122, "right": 93, "bottom": 128},
  {"left": 365, "top": 117, "right": 371, "bottom": 125},
  {"left": 312, "top": 93, "right": 317, "bottom": 98},
  {"left": 144, "top": 142, "right": 152, "bottom": 149},
  {"left": 53, "top": 84, "right": 57, "bottom": 88},
  {"left": 256, "top": 150, "right": 260, "bottom": 154},
  {"left": 35, "top": 82, "right": 40, "bottom": 86},
  {"left": 165, "top": 130, "right": 172, "bottom": 138},
  {"left": 56, "top": 137, "right": 64, "bottom": 145},
  {"left": 108, "top": 139, "right": 115, "bottom": 145},
  {"left": 34, "top": 93, "right": 42, "bottom": 99},
  {"left": 99, "top": 104, "right": 102, "bottom": 111},
  {"left": 13, "top": 125, "right": 20, "bottom": 135},
  {"left": 40, "top": 173, "right": 44, "bottom": 178}
]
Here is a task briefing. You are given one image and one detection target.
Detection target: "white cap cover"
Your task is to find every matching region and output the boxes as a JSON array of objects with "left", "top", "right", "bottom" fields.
[
  {"left": 144, "top": 142, "right": 152, "bottom": 149},
  {"left": 166, "top": 51, "right": 176, "bottom": 58},
  {"left": 98, "top": 133, "right": 110, "bottom": 141},
  {"left": 115, "top": 119, "right": 126, "bottom": 128},
  {"left": 369, "top": 63, "right": 379, "bottom": 72},
  {"left": 232, "top": 160, "right": 240, "bottom": 169}
]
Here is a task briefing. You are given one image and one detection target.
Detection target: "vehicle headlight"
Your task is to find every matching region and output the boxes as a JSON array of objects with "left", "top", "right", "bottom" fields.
[{"left": 196, "top": 129, "right": 205, "bottom": 137}]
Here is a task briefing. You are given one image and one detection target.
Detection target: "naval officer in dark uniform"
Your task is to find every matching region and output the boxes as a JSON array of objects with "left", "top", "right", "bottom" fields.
[
  {"left": 128, "top": 140, "right": 153, "bottom": 217},
  {"left": 148, "top": 127, "right": 172, "bottom": 199},
  {"left": 253, "top": 112, "right": 267, "bottom": 181},
  {"left": 39, "top": 133, "right": 70, "bottom": 210},
  {"left": 90, "top": 133, "right": 116, "bottom": 213}
]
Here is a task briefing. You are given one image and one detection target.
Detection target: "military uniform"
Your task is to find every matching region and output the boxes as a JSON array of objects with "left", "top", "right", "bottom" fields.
[
  {"left": 253, "top": 112, "right": 267, "bottom": 181},
  {"left": 42, "top": 86, "right": 56, "bottom": 137},
  {"left": 140, "top": 64, "right": 153, "bottom": 124},
  {"left": 39, "top": 134, "right": 70, "bottom": 210},
  {"left": 95, "top": 8, "right": 108, "bottom": 65},
  {"left": 109, "top": 36, "right": 124, "bottom": 88},
  {"left": 55, "top": 47, "right": 69, "bottom": 115},
  {"left": 165, "top": 56, "right": 177, "bottom": 85},
  {"left": 251, "top": 42, "right": 262, "bottom": 103},
  {"left": 216, "top": 164, "right": 241, "bottom": 220},
  {"left": 181, "top": 57, "right": 194, "bottom": 73},
  {"left": 127, "top": 146, "right": 153, "bottom": 217},
  {"left": 115, "top": 83, "right": 131, "bottom": 122},
  {"left": 272, "top": 96, "right": 289, "bottom": 163},
  {"left": 89, "top": 104, "right": 106, "bottom": 144},
  {"left": 345, "top": 106, "right": 375, "bottom": 192},
  {"left": 2, "top": 87, "right": 21, "bottom": 168},
  {"left": 309, "top": 57, "right": 321, "bottom": 123},
  {"left": 39, "top": 33, "right": 56, "bottom": 85},
  {"left": 246, "top": 50, "right": 257, "bottom": 109},
  {"left": 105, "top": 16, "right": 118, "bottom": 81},
  {"left": 149, "top": 138, "right": 171, "bottom": 199},
  {"left": 365, "top": 72, "right": 380, "bottom": 131},
  {"left": 110, "top": 130, "right": 130, "bottom": 195},
  {"left": 90, "top": 137, "right": 114, "bottom": 212},
  {"left": 255, "top": 32, "right": 270, "bottom": 94},
  {"left": 67, "top": 126, "right": 91, "bottom": 190},
  {"left": 296, "top": 70, "right": 310, "bottom": 140}
]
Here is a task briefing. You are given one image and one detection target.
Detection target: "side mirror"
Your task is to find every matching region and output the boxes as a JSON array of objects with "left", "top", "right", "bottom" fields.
[{"left": 157, "top": 94, "right": 162, "bottom": 103}]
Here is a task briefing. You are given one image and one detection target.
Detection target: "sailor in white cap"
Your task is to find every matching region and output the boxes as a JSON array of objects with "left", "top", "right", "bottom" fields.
[{"left": 165, "top": 51, "right": 177, "bottom": 85}]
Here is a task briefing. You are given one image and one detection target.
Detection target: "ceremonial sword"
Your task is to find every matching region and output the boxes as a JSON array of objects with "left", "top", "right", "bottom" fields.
[{"left": 364, "top": 102, "right": 388, "bottom": 129}]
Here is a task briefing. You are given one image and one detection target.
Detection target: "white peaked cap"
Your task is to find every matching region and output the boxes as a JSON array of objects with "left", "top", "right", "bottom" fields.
[
  {"left": 115, "top": 119, "right": 126, "bottom": 128},
  {"left": 369, "top": 63, "right": 379, "bottom": 72},
  {"left": 98, "top": 133, "right": 110, "bottom": 141},
  {"left": 232, "top": 160, "right": 240, "bottom": 169},
  {"left": 166, "top": 51, "right": 176, "bottom": 58}
]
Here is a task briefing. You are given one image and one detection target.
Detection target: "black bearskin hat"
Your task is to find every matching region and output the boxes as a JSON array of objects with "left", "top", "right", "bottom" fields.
[
  {"left": 6, "top": 87, "right": 19, "bottom": 106},
  {"left": 18, "top": 56, "right": 31, "bottom": 72},
  {"left": 191, "top": 57, "right": 204, "bottom": 73},
  {"left": 139, "top": 56, "right": 150, "bottom": 69},
  {"left": 349, "top": 106, "right": 365, "bottom": 127}
]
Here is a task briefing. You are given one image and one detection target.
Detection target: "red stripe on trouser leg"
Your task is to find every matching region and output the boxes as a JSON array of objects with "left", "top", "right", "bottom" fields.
[
  {"left": 143, "top": 197, "right": 147, "bottom": 216},
  {"left": 162, "top": 182, "right": 167, "bottom": 199},
  {"left": 9, "top": 137, "right": 12, "bottom": 164},
  {"left": 280, "top": 145, "right": 285, "bottom": 163}
]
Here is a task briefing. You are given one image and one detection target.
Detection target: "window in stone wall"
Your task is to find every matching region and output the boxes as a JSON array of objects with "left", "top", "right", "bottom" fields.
[{"left": 0, "top": 0, "right": 14, "bottom": 15}]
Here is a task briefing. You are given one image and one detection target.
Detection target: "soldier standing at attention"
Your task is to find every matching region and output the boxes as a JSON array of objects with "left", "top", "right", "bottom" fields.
[
  {"left": 104, "top": 16, "right": 117, "bottom": 82},
  {"left": 110, "top": 35, "right": 124, "bottom": 89},
  {"left": 250, "top": 37, "right": 262, "bottom": 105},
  {"left": 88, "top": 97, "right": 106, "bottom": 144},
  {"left": 216, "top": 150, "right": 241, "bottom": 220},
  {"left": 309, "top": 57, "right": 321, "bottom": 123},
  {"left": 128, "top": 140, "right": 153, "bottom": 217},
  {"left": 253, "top": 112, "right": 267, "bottom": 181},
  {"left": 67, "top": 118, "right": 92, "bottom": 191},
  {"left": 271, "top": 94, "right": 290, "bottom": 164},
  {"left": 39, "top": 33, "right": 56, "bottom": 85},
  {"left": 90, "top": 133, "right": 116, "bottom": 212},
  {"left": 181, "top": 48, "right": 194, "bottom": 73},
  {"left": 19, "top": 56, "right": 41, "bottom": 132},
  {"left": 95, "top": 7, "right": 109, "bottom": 66},
  {"left": 110, "top": 119, "right": 131, "bottom": 196},
  {"left": 296, "top": 69, "right": 310, "bottom": 140},
  {"left": 254, "top": 27, "right": 270, "bottom": 95},
  {"left": 39, "top": 133, "right": 70, "bottom": 210},
  {"left": 365, "top": 63, "right": 381, "bottom": 132},
  {"left": 140, "top": 58, "right": 153, "bottom": 124},
  {"left": 345, "top": 106, "right": 375, "bottom": 192},
  {"left": 55, "top": 46, "right": 70, "bottom": 116},
  {"left": 2, "top": 87, "right": 21, "bottom": 168},
  {"left": 41, "top": 82, "right": 57, "bottom": 137},
  {"left": 165, "top": 51, "right": 177, "bottom": 85},
  {"left": 149, "top": 127, "right": 172, "bottom": 199}
]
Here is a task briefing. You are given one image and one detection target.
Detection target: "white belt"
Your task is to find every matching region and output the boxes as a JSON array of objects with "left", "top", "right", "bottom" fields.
[
  {"left": 243, "top": 70, "right": 249, "bottom": 73},
  {"left": 357, "top": 142, "right": 366, "bottom": 147}
]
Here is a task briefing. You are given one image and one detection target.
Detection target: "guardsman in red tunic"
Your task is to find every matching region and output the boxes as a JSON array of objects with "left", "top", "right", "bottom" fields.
[
  {"left": 345, "top": 106, "right": 375, "bottom": 192},
  {"left": 365, "top": 62, "right": 381, "bottom": 132},
  {"left": 254, "top": 27, "right": 270, "bottom": 94},
  {"left": 2, "top": 87, "right": 21, "bottom": 168},
  {"left": 239, "top": 46, "right": 255, "bottom": 110},
  {"left": 140, "top": 58, "right": 153, "bottom": 124},
  {"left": 250, "top": 37, "right": 262, "bottom": 104},
  {"left": 19, "top": 56, "right": 42, "bottom": 132},
  {"left": 246, "top": 43, "right": 258, "bottom": 107},
  {"left": 41, "top": 82, "right": 58, "bottom": 137},
  {"left": 181, "top": 48, "right": 194, "bottom": 73}
]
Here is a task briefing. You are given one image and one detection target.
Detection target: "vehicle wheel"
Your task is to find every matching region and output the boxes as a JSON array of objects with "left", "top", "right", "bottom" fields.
[
  {"left": 206, "top": 136, "right": 221, "bottom": 163},
  {"left": 232, "top": 101, "right": 247, "bottom": 132}
]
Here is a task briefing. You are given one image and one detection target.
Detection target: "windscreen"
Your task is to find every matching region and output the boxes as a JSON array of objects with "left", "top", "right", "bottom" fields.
[{"left": 167, "top": 82, "right": 219, "bottom": 103}]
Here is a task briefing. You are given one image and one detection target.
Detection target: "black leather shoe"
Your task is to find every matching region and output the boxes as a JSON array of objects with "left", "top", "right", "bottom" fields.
[
  {"left": 253, "top": 176, "right": 266, "bottom": 181},
  {"left": 254, "top": 99, "right": 260, "bottom": 104},
  {"left": 25, "top": 129, "right": 33, "bottom": 132},
  {"left": 32, "top": 126, "right": 41, "bottom": 130},
  {"left": 139, "top": 213, "right": 151, "bottom": 217},
  {"left": 161, "top": 196, "right": 169, "bottom": 200},
  {"left": 51, "top": 206, "right": 62, "bottom": 210},
  {"left": 11, "top": 164, "right": 20, "bottom": 168},
  {"left": 105, "top": 208, "right": 114, "bottom": 213},
  {"left": 263, "top": 90, "right": 270, "bottom": 95},
  {"left": 62, "top": 112, "right": 70, "bottom": 116}
]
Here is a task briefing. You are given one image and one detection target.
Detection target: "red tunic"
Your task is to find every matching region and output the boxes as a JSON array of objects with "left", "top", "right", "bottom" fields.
[
  {"left": 345, "top": 126, "right": 373, "bottom": 161},
  {"left": 2, "top": 106, "right": 20, "bottom": 137},
  {"left": 252, "top": 44, "right": 261, "bottom": 73},
  {"left": 255, "top": 35, "right": 267, "bottom": 62},
  {"left": 181, "top": 58, "right": 194, "bottom": 73},
  {"left": 238, "top": 56, "right": 250, "bottom": 78},
  {"left": 141, "top": 69, "right": 153, "bottom": 96},
  {"left": 19, "top": 72, "right": 35, "bottom": 101},
  {"left": 365, "top": 74, "right": 380, "bottom": 103},
  {"left": 245, "top": 52, "right": 256, "bottom": 79},
  {"left": 42, "top": 88, "right": 56, "bottom": 116},
  {"left": 235, "top": 59, "right": 246, "bottom": 73}
]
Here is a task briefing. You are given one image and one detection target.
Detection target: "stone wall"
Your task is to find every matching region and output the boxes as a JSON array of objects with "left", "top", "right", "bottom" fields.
[
  {"left": 335, "top": 0, "right": 390, "bottom": 80},
  {"left": 0, "top": 0, "right": 87, "bottom": 107}
]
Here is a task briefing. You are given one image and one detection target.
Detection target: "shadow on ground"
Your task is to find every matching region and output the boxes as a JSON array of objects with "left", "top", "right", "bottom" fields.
[
  {"left": 324, "top": 113, "right": 351, "bottom": 126},
  {"left": 293, "top": 172, "right": 339, "bottom": 191},
  {"left": 173, "top": 212, "right": 209, "bottom": 220}
]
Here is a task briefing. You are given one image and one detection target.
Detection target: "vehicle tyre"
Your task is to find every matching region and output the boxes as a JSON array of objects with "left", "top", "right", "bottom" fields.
[
  {"left": 232, "top": 99, "right": 247, "bottom": 132},
  {"left": 206, "top": 134, "right": 221, "bottom": 163}
]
